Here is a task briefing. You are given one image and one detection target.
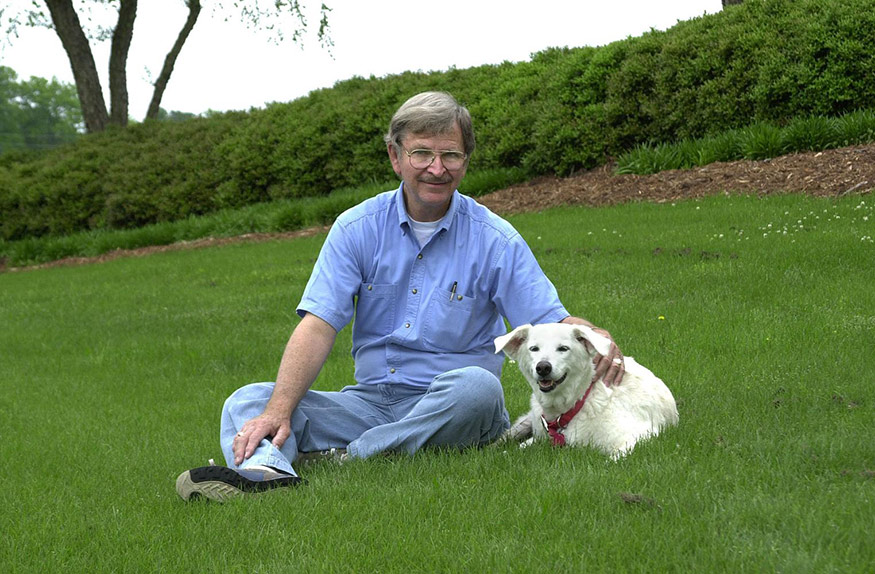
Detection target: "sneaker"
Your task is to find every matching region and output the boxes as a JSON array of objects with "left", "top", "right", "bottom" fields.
[
  {"left": 296, "top": 447, "right": 348, "bottom": 464},
  {"left": 176, "top": 463, "right": 303, "bottom": 502}
]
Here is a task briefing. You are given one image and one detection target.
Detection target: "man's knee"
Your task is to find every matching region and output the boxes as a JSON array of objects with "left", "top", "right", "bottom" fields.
[
  {"left": 428, "top": 366, "right": 509, "bottom": 444},
  {"left": 432, "top": 366, "right": 505, "bottom": 412},
  {"left": 222, "top": 382, "right": 275, "bottom": 416}
]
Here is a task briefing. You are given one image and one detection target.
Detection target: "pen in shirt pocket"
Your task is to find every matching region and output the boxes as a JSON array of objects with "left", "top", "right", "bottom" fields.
[{"left": 449, "top": 281, "right": 457, "bottom": 301}]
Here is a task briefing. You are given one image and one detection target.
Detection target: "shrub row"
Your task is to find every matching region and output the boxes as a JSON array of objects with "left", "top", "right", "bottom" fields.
[
  {"left": 3, "top": 0, "right": 875, "bottom": 240},
  {"left": 0, "top": 168, "right": 528, "bottom": 268}
]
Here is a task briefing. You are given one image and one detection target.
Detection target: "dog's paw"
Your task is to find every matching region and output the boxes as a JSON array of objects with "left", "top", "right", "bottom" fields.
[{"left": 507, "top": 416, "right": 533, "bottom": 441}]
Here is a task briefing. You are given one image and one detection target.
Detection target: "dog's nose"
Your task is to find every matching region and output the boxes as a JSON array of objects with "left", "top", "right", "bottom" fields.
[{"left": 536, "top": 361, "right": 552, "bottom": 377}]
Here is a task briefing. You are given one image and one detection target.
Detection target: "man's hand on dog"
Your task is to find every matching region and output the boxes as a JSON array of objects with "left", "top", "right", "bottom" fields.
[
  {"left": 591, "top": 327, "right": 625, "bottom": 387},
  {"left": 559, "top": 317, "right": 625, "bottom": 387}
]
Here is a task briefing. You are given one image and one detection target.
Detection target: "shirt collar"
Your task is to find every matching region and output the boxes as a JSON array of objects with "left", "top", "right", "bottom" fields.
[{"left": 394, "top": 182, "right": 459, "bottom": 234}]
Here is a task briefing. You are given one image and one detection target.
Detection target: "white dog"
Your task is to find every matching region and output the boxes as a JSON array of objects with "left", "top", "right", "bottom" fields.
[{"left": 494, "top": 323, "right": 678, "bottom": 458}]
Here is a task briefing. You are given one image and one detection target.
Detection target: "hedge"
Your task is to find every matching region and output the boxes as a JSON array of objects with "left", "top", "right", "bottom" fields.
[{"left": 3, "top": 0, "right": 875, "bottom": 240}]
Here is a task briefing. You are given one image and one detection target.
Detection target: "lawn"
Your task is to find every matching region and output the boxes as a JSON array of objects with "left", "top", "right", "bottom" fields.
[{"left": 1, "top": 193, "right": 872, "bottom": 573}]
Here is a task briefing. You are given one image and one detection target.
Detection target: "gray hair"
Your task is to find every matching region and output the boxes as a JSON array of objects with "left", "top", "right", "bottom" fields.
[{"left": 384, "top": 91, "right": 475, "bottom": 156}]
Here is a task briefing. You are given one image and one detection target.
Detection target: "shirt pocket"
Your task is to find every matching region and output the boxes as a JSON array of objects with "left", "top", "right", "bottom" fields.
[
  {"left": 354, "top": 283, "right": 397, "bottom": 339},
  {"left": 422, "top": 289, "right": 481, "bottom": 351}
]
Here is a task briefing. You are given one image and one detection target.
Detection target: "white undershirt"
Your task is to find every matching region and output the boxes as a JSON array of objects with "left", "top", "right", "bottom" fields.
[{"left": 408, "top": 217, "right": 442, "bottom": 247}]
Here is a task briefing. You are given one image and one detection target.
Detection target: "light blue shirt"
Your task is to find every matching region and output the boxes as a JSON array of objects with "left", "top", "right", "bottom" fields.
[{"left": 298, "top": 184, "right": 569, "bottom": 387}]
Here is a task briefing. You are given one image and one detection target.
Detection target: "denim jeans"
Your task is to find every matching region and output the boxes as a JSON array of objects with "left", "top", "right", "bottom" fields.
[{"left": 220, "top": 366, "right": 511, "bottom": 476}]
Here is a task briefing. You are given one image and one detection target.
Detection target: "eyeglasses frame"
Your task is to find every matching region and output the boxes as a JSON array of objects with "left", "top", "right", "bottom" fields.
[{"left": 403, "top": 148, "right": 468, "bottom": 170}]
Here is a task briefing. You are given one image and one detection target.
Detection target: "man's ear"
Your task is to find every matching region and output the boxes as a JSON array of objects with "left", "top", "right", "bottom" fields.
[
  {"left": 387, "top": 143, "right": 403, "bottom": 176},
  {"left": 572, "top": 325, "right": 612, "bottom": 356},
  {"left": 494, "top": 324, "right": 532, "bottom": 360}
]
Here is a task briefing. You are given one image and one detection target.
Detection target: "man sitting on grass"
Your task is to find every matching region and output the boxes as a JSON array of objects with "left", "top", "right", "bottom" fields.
[{"left": 176, "top": 91, "right": 625, "bottom": 501}]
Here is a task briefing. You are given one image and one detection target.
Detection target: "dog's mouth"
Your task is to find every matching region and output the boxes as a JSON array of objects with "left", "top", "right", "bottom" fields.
[{"left": 537, "top": 372, "right": 567, "bottom": 393}]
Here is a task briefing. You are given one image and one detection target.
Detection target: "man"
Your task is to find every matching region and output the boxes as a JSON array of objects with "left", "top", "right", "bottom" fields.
[{"left": 176, "top": 91, "right": 625, "bottom": 501}]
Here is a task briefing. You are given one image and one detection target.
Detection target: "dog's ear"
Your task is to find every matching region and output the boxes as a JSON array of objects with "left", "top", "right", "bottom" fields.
[
  {"left": 572, "top": 325, "right": 612, "bottom": 357},
  {"left": 494, "top": 324, "right": 532, "bottom": 360}
]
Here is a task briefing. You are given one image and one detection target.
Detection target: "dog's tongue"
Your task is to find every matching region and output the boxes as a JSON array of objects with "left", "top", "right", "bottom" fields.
[{"left": 538, "top": 379, "right": 555, "bottom": 392}]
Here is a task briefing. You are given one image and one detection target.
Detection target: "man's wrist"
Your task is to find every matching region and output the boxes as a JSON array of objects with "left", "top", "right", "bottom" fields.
[{"left": 560, "top": 315, "right": 595, "bottom": 329}]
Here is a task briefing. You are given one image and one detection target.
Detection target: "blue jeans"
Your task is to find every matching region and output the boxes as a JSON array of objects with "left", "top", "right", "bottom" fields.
[{"left": 220, "top": 366, "right": 511, "bottom": 476}]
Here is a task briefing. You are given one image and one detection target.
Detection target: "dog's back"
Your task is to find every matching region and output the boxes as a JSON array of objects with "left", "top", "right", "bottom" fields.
[{"left": 559, "top": 357, "right": 678, "bottom": 457}]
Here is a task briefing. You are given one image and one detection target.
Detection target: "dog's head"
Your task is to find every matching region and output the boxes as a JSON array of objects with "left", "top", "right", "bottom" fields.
[{"left": 494, "top": 323, "right": 611, "bottom": 393}]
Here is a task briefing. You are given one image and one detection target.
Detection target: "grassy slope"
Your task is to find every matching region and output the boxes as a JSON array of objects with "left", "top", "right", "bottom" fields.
[{"left": 0, "top": 194, "right": 872, "bottom": 572}]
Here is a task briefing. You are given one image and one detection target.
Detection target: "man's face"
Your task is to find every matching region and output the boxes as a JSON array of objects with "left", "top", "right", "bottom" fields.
[{"left": 388, "top": 124, "right": 468, "bottom": 222}]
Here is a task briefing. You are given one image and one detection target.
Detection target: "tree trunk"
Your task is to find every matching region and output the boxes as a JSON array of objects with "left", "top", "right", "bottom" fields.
[
  {"left": 108, "top": 0, "right": 137, "bottom": 127},
  {"left": 44, "top": 0, "right": 108, "bottom": 133},
  {"left": 146, "top": 0, "right": 201, "bottom": 120}
]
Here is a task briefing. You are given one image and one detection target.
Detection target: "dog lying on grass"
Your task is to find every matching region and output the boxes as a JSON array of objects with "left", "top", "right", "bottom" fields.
[{"left": 494, "top": 323, "right": 678, "bottom": 458}]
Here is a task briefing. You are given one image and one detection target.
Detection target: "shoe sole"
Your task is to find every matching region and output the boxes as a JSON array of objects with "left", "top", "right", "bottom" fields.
[{"left": 176, "top": 466, "right": 303, "bottom": 502}]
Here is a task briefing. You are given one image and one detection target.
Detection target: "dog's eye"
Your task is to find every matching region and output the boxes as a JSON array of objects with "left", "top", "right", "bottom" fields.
[
  {"left": 528, "top": 346, "right": 539, "bottom": 352},
  {"left": 557, "top": 345, "right": 570, "bottom": 352}
]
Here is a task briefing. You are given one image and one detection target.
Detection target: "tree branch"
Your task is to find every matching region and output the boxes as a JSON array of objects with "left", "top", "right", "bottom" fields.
[
  {"left": 146, "top": 0, "right": 201, "bottom": 120},
  {"left": 108, "top": 0, "right": 137, "bottom": 127}
]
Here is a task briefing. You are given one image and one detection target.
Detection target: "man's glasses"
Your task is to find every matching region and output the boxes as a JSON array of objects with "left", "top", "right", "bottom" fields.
[{"left": 404, "top": 148, "right": 468, "bottom": 170}]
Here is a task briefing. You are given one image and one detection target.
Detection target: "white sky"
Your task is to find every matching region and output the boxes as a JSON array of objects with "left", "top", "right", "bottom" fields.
[{"left": 1, "top": 0, "right": 724, "bottom": 118}]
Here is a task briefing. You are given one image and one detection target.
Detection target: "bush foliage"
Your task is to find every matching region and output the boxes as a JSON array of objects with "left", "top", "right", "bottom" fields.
[{"left": 3, "top": 0, "right": 875, "bottom": 241}]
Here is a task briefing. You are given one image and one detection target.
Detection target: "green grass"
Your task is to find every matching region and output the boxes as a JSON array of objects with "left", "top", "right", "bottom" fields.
[
  {"left": 1, "top": 193, "right": 873, "bottom": 572},
  {"left": 616, "top": 108, "right": 875, "bottom": 174}
]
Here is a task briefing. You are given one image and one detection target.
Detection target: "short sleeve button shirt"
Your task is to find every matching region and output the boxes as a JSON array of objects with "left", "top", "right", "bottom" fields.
[{"left": 297, "top": 184, "right": 569, "bottom": 387}]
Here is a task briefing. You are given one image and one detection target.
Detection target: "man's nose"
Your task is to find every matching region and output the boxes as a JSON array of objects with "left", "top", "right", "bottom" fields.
[{"left": 426, "top": 155, "right": 447, "bottom": 174}]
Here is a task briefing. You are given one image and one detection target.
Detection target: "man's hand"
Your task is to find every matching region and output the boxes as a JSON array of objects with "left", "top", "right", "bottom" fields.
[
  {"left": 560, "top": 316, "right": 626, "bottom": 387},
  {"left": 591, "top": 327, "right": 625, "bottom": 387},
  {"left": 232, "top": 411, "right": 291, "bottom": 466}
]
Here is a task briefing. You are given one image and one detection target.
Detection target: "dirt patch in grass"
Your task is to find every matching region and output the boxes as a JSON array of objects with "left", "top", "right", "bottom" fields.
[{"left": 2, "top": 227, "right": 330, "bottom": 273}]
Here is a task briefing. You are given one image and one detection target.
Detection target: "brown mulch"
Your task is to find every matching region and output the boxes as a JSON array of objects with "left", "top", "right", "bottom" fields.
[
  {"left": 477, "top": 144, "right": 875, "bottom": 214},
  {"left": 5, "top": 144, "right": 874, "bottom": 272}
]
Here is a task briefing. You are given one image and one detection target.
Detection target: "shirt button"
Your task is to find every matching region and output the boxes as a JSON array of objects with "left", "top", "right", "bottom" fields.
[
  {"left": 417, "top": 254, "right": 423, "bottom": 259},
  {"left": 412, "top": 289, "right": 417, "bottom": 294},
  {"left": 367, "top": 285, "right": 372, "bottom": 291},
  {"left": 405, "top": 322, "right": 411, "bottom": 328},
  {"left": 390, "top": 368, "right": 396, "bottom": 374}
]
